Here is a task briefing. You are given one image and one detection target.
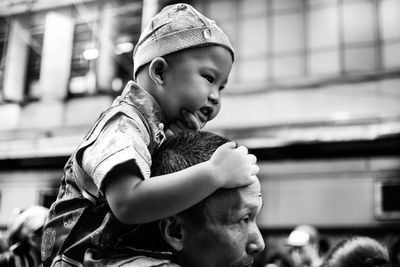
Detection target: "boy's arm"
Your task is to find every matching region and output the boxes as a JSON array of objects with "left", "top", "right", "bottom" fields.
[
  {"left": 104, "top": 142, "right": 258, "bottom": 225},
  {"left": 104, "top": 159, "right": 220, "bottom": 225}
]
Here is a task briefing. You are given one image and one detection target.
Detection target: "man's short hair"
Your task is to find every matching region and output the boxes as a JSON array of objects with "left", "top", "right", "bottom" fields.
[
  {"left": 151, "top": 130, "right": 229, "bottom": 176},
  {"left": 151, "top": 130, "right": 229, "bottom": 225}
]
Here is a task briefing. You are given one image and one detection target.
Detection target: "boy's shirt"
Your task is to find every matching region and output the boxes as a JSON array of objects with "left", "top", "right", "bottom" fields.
[{"left": 41, "top": 81, "right": 166, "bottom": 267}]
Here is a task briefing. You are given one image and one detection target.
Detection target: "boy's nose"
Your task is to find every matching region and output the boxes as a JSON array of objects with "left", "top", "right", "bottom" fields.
[{"left": 208, "top": 91, "right": 220, "bottom": 105}]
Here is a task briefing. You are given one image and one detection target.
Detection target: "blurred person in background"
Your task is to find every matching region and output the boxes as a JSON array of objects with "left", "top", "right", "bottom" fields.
[
  {"left": 262, "top": 250, "right": 294, "bottom": 267},
  {"left": 322, "top": 236, "right": 389, "bottom": 267},
  {"left": 0, "top": 206, "right": 49, "bottom": 267},
  {"left": 286, "top": 225, "right": 325, "bottom": 267},
  {"left": 0, "top": 232, "right": 8, "bottom": 253}
]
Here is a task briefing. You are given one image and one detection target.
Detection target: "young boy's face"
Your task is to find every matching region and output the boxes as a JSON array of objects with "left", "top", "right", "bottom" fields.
[{"left": 159, "top": 45, "right": 233, "bottom": 129}]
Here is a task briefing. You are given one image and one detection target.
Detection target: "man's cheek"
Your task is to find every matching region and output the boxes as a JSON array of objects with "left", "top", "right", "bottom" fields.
[{"left": 218, "top": 227, "right": 246, "bottom": 250}]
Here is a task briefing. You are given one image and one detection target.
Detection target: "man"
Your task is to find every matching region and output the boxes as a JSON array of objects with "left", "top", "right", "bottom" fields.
[
  {"left": 286, "top": 225, "right": 324, "bottom": 267},
  {"left": 105, "top": 130, "right": 265, "bottom": 267}
]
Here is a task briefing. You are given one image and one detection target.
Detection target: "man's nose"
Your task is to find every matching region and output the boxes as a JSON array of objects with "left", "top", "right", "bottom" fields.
[{"left": 246, "top": 225, "right": 265, "bottom": 255}]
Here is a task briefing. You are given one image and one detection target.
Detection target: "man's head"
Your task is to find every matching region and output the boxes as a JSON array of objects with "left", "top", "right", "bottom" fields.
[
  {"left": 134, "top": 3, "right": 234, "bottom": 129},
  {"left": 286, "top": 225, "right": 322, "bottom": 267},
  {"left": 151, "top": 130, "right": 265, "bottom": 267}
]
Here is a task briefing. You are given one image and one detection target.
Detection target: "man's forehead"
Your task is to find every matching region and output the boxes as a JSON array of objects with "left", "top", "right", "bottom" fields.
[{"left": 206, "top": 180, "right": 262, "bottom": 218}]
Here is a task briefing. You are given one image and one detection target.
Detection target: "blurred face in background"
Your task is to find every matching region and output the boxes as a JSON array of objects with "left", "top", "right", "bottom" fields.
[{"left": 289, "top": 244, "right": 318, "bottom": 267}]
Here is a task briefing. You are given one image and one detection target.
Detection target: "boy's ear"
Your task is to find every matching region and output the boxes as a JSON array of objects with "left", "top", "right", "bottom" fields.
[
  {"left": 159, "top": 216, "right": 184, "bottom": 251},
  {"left": 149, "top": 57, "right": 168, "bottom": 85}
]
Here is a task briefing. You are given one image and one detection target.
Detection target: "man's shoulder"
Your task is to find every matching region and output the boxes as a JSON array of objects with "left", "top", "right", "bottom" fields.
[{"left": 104, "top": 255, "right": 179, "bottom": 267}]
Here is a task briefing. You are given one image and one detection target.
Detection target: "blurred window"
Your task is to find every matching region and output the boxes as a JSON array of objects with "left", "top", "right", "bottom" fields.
[
  {"left": 39, "top": 189, "right": 59, "bottom": 209},
  {"left": 0, "top": 18, "right": 9, "bottom": 102},
  {"left": 70, "top": 23, "right": 93, "bottom": 79},
  {"left": 66, "top": 2, "right": 99, "bottom": 97},
  {"left": 342, "top": 0, "right": 377, "bottom": 73},
  {"left": 271, "top": 10, "right": 305, "bottom": 79},
  {"left": 24, "top": 11, "right": 46, "bottom": 102},
  {"left": 25, "top": 30, "right": 44, "bottom": 101},
  {"left": 112, "top": 0, "right": 142, "bottom": 94},
  {"left": 380, "top": 0, "right": 400, "bottom": 69},
  {"left": 308, "top": 1, "right": 340, "bottom": 78}
]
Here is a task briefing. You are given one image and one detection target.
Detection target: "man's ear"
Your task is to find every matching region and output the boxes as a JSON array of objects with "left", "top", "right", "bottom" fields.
[
  {"left": 159, "top": 216, "right": 184, "bottom": 251},
  {"left": 149, "top": 57, "right": 168, "bottom": 85}
]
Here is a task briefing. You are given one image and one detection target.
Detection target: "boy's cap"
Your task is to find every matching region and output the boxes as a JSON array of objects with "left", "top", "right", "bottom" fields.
[{"left": 133, "top": 3, "right": 234, "bottom": 78}]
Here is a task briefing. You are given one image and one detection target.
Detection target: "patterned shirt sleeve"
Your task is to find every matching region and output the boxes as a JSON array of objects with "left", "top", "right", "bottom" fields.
[{"left": 81, "top": 112, "right": 152, "bottom": 192}]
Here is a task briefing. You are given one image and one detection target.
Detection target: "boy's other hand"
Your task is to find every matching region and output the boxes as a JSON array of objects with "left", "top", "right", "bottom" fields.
[
  {"left": 181, "top": 109, "right": 203, "bottom": 129},
  {"left": 165, "top": 109, "right": 201, "bottom": 137},
  {"left": 165, "top": 120, "right": 187, "bottom": 137}
]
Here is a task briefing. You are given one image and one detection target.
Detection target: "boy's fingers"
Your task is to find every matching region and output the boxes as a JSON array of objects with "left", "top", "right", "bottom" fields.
[
  {"left": 221, "top": 141, "right": 237, "bottom": 149},
  {"left": 251, "top": 164, "right": 260, "bottom": 175},
  {"left": 167, "top": 120, "right": 188, "bottom": 135},
  {"left": 165, "top": 128, "right": 175, "bottom": 137},
  {"left": 168, "top": 124, "right": 179, "bottom": 134},
  {"left": 249, "top": 175, "right": 258, "bottom": 183},
  {"left": 248, "top": 154, "right": 257, "bottom": 164},
  {"left": 236, "top": 145, "right": 248, "bottom": 154},
  {"left": 176, "top": 120, "right": 187, "bottom": 130}
]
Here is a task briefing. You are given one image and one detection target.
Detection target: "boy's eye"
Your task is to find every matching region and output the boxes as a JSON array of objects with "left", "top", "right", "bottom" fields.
[{"left": 203, "top": 75, "right": 214, "bottom": 83}]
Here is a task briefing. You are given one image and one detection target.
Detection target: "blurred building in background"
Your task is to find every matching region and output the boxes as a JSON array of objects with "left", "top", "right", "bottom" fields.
[{"left": 0, "top": 0, "right": 399, "bottom": 243}]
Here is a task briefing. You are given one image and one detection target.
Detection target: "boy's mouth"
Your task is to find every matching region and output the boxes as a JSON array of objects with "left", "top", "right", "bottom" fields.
[
  {"left": 199, "top": 106, "right": 213, "bottom": 122},
  {"left": 180, "top": 106, "right": 214, "bottom": 130}
]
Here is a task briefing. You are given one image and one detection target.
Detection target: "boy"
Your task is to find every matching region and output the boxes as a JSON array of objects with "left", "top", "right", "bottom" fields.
[{"left": 41, "top": 3, "right": 259, "bottom": 267}]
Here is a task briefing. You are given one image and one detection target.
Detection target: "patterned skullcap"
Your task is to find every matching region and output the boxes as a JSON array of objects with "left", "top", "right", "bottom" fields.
[{"left": 133, "top": 3, "right": 234, "bottom": 78}]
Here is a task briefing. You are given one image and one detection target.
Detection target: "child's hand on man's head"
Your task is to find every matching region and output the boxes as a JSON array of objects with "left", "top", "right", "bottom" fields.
[
  {"left": 209, "top": 142, "right": 259, "bottom": 189},
  {"left": 165, "top": 109, "right": 203, "bottom": 137}
]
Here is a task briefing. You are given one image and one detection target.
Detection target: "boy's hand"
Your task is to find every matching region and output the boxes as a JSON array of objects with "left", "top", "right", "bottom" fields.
[
  {"left": 165, "top": 120, "right": 188, "bottom": 137},
  {"left": 165, "top": 109, "right": 202, "bottom": 137},
  {"left": 209, "top": 141, "right": 259, "bottom": 188}
]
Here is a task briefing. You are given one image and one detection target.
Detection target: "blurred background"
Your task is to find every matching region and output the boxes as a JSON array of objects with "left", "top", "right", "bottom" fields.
[{"left": 0, "top": 0, "right": 399, "bottom": 258}]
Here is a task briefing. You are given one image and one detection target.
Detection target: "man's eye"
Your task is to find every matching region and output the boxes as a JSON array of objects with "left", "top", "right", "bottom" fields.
[
  {"left": 240, "top": 216, "right": 250, "bottom": 224},
  {"left": 203, "top": 75, "right": 214, "bottom": 83}
]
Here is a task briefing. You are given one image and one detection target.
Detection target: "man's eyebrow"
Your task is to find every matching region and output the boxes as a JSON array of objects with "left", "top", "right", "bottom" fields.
[{"left": 244, "top": 198, "right": 263, "bottom": 211}]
